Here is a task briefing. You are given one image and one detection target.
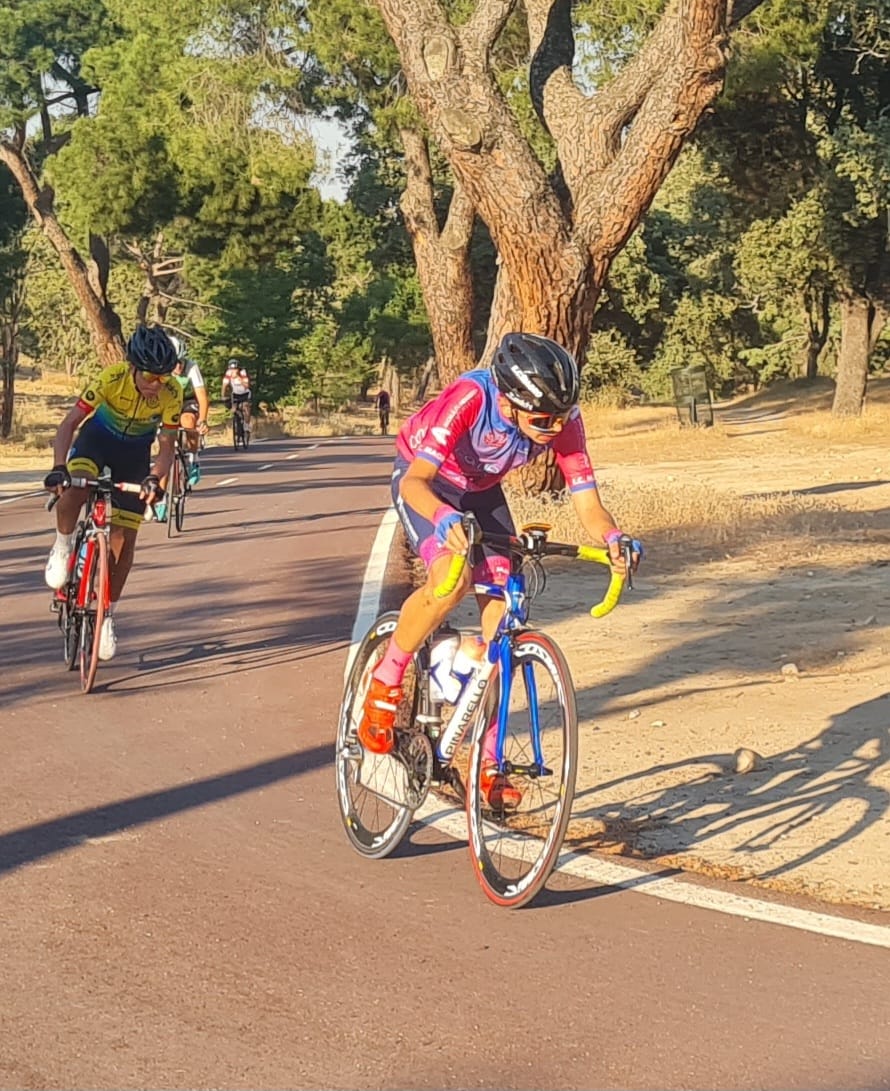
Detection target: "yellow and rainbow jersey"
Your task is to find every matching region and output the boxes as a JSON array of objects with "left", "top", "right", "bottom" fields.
[{"left": 76, "top": 363, "right": 182, "bottom": 441}]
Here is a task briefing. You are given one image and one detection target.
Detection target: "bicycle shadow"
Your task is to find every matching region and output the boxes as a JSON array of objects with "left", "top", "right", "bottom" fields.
[{"left": 571, "top": 694, "right": 890, "bottom": 881}]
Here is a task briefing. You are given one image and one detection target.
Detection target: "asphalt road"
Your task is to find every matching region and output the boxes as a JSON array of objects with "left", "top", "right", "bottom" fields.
[{"left": 2, "top": 435, "right": 889, "bottom": 1090}]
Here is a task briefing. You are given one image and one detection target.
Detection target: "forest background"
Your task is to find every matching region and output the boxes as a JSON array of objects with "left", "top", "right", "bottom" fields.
[{"left": 0, "top": 0, "right": 887, "bottom": 443}]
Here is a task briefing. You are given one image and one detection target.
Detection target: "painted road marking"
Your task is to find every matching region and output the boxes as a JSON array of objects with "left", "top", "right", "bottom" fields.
[
  {"left": 347, "top": 510, "right": 890, "bottom": 950},
  {"left": 286, "top": 453, "right": 301, "bottom": 460},
  {"left": 217, "top": 477, "right": 238, "bottom": 486},
  {"left": 347, "top": 506, "right": 400, "bottom": 677},
  {"left": 258, "top": 463, "right": 274, "bottom": 470}
]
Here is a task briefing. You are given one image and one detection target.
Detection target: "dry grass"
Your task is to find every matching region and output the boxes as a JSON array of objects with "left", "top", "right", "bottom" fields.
[{"left": 505, "top": 482, "right": 857, "bottom": 569}]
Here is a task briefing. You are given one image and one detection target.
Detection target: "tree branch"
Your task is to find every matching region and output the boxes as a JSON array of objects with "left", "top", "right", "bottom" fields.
[{"left": 460, "top": 0, "right": 517, "bottom": 58}]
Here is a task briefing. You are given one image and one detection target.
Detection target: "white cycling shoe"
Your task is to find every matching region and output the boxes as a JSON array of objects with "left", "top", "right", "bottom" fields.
[
  {"left": 45, "top": 543, "right": 73, "bottom": 590},
  {"left": 98, "top": 616, "right": 117, "bottom": 661}
]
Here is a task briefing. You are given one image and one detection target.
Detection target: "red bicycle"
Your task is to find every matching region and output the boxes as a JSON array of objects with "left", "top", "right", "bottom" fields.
[{"left": 49, "top": 473, "right": 145, "bottom": 693}]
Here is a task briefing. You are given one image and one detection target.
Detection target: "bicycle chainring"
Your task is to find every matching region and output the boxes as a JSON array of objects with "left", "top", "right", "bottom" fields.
[{"left": 397, "top": 731, "right": 434, "bottom": 809}]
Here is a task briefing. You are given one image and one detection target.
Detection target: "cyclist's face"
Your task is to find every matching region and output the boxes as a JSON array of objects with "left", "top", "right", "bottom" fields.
[{"left": 132, "top": 366, "right": 165, "bottom": 395}]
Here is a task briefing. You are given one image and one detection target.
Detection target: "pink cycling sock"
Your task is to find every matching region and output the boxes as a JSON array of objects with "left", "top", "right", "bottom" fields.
[
  {"left": 373, "top": 636, "right": 413, "bottom": 688},
  {"left": 481, "top": 718, "right": 499, "bottom": 764}
]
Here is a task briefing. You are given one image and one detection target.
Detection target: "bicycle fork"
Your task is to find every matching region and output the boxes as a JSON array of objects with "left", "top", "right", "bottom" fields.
[{"left": 491, "top": 637, "right": 550, "bottom": 779}]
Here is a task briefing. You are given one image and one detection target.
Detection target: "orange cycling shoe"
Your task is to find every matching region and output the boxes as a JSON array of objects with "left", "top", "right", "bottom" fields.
[
  {"left": 357, "top": 678, "right": 403, "bottom": 754},
  {"left": 480, "top": 764, "right": 523, "bottom": 810}
]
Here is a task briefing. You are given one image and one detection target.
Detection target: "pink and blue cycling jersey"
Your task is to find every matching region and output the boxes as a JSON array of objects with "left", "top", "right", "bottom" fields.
[{"left": 395, "top": 368, "right": 597, "bottom": 494}]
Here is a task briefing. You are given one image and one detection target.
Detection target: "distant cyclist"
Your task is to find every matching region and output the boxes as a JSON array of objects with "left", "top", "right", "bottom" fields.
[
  {"left": 154, "top": 335, "right": 210, "bottom": 521},
  {"left": 42, "top": 326, "right": 181, "bottom": 660},
  {"left": 375, "top": 388, "right": 391, "bottom": 435},
  {"left": 222, "top": 359, "right": 252, "bottom": 434}
]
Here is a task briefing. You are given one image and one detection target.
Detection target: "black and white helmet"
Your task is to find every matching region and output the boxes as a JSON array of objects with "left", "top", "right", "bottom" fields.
[
  {"left": 126, "top": 325, "right": 177, "bottom": 375},
  {"left": 491, "top": 333, "right": 580, "bottom": 414}
]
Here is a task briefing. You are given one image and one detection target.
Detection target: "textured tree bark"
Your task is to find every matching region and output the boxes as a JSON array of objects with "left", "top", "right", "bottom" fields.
[
  {"left": 374, "top": 0, "right": 735, "bottom": 362},
  {"left": 0, "top": 141, "right": 124, "bottom": 368},
  {"left": 1, "top": 322, "right": 17, "bottom": 438},
  {"left": 399, "top": 128, "right": 477, "bottom": 385},
  {"left": 832, "top": 296, "right": 872, "bottom": 417}
]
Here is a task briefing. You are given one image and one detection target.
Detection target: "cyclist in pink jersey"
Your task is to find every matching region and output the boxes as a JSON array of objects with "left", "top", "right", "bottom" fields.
[{"left": 359, "top": 332, "right": 642, "bottom": 807}]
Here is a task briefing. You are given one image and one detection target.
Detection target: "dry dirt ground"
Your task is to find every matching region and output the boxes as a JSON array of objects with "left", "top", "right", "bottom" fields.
[{"left": 506, "top": 382, "right": 890, "bottom": 913}]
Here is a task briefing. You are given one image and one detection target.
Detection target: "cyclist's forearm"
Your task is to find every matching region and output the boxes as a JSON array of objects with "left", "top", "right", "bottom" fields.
[
  {"left": 196, "top": 389, "right": 210, "bottom": 420},
  {"left": 152, "top": 436, "right": 176, "bottom": 480},
  {"left": 572, "top": 487, "right": 620, "bottom": 543},
  {"left": 399, "top": 472, "right": 446, "bottom": 523}
]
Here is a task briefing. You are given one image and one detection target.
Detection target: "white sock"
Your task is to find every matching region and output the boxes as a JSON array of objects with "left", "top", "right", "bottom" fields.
[{"left": 55, "top": 531, "right": 75, "bottom": 552}]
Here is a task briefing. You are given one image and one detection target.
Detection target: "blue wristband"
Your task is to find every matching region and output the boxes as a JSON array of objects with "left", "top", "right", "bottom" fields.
[{"left": 434, "top": 510, "right": 462, "bottom": 545}]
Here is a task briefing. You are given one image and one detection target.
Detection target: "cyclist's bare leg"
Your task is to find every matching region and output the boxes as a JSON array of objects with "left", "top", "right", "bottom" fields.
[
  {"left": 389, "top": 553, "right": 473, "bottom": 654},
  {"left": 476, "top": 593, "right": 506, "bottom": 643},
  {"left": 181, "top": 411, "right": 199, "bottom": 456},
  {"left": 108, "top": 525, "right": 138, "bottom": 603},
  {"left": 53, "top": 486, "right": 90, "bottom": 535}
]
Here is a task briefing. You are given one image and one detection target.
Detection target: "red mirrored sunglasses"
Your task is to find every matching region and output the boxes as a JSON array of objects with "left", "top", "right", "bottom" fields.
[{"left": 526, "top": 410, "right": 569, "bottom": 433}]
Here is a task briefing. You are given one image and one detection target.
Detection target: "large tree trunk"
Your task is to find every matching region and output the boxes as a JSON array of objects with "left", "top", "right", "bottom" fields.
[
  {"left": 831, "top": 296, "right": 871, "bottom": 417},
  {"left": 0, "top": 141, "right": 124, "bottom": 367},
  {"left": 399, "top": 129, "right": 477, "bottom": 385},
  {"left": 374, "top": 0, "right": 734, "bottom": 362},
  {"left": 0, "top": 323, "right": 17, "bottom": 438}
]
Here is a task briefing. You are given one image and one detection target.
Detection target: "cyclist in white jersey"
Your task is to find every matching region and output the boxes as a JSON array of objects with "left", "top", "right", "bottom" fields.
[
  {"left": 154, "top": 335, "right": 210, "bottom": 521},
  {"left": 222, "top": 359, "right": 252, "bottom": 432}
]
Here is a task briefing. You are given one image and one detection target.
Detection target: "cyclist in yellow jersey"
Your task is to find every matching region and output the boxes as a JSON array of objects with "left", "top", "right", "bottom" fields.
[{"left": 43, "top": 326, "right": 182, "bottom": 660}]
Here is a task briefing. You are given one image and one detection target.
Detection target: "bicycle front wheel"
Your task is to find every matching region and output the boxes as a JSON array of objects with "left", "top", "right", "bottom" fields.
[
  {"left": 59, "top": 589, "right": 80, "bottom": 671},
  {"left": 466, "top": 631, "right": 578, "bottom": 908},
  {"left": 79, "top": 533, "right": 109, "bottom": 694},
  {"left": 168, "top": 455, "right": 184, "bottom": 538},
  {"left": 335, "top": 612, "right": 418, "bottom": 858}
]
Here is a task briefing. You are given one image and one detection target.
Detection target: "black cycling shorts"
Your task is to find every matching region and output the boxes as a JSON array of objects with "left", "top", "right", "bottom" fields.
[{"left": 67, "top": 419, "right": 151, "bottom": 530}]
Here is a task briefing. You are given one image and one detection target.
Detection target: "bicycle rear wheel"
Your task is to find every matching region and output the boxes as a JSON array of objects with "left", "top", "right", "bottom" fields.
[
  {"left": 232, "top": 414, "right": 241, "bottom": 450},
  {"left": 167, "top": 454, "right": 185, "bottom": 538},
  {"left": 242, "top": 416, "right": 251, "bottom": 448},
  {"left": 79, "top": 533, "right": 109, "bottom": 694},
  {"left": 335, "top": 611, "right": 419, "bottom": 858},
  {"left": 466, "top": 631, "right": 578, "bottom": 908}
]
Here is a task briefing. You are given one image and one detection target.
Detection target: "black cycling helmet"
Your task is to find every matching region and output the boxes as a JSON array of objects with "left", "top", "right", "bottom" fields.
[
  {"left": 491, "top": 332, "right": 580, "bottom": 414},
  {"left": 126, "top": 325, "right": 177, "bottom": 375}
]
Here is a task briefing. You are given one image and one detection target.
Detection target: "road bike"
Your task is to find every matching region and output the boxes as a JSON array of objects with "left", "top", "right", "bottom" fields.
[
  {"left": 48, "top": 472, "right": 145, "bottom": 694},
  {"left": 164, "top": 427, "right": 197, "bottom": 537},
  {"left": 335, "top": 518, "right": 634, "bottom": 908},
  {"left": 232, "top": 398, "right": 250, "bottom": 450}
]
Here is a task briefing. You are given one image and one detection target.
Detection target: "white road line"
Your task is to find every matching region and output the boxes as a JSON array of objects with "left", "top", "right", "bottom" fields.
[
  {"left": 347, "top": 510, "right": 890, "bottom": 949},
  {"left": 258, "top": 463, "right": 274, "bottom": 470},
  {"left": 0, "top": 490, "right": 44, "bottom": 505},
  {"left": 306, "top": 443, "right": 320, "bottom": 450},
  {"left": 286, "top": 453, "right": 301, "bottom": 460},
  {"left": 411, "top": 798, "right": 890, "bottom": 949},
  {"left": 347, "top": 506, "right": 399, "bottom": 676},
  {"left": 217, "top": 477, "right": 238, "bottom": 486}
]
